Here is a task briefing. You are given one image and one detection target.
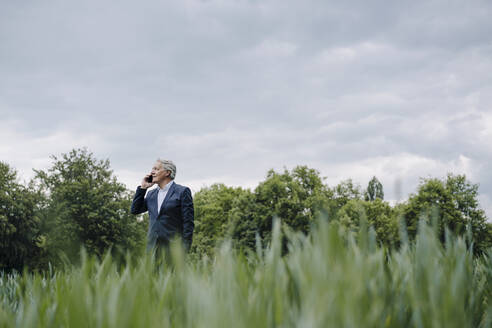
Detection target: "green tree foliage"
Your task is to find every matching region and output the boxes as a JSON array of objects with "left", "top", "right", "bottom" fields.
[
  {"left": 403, "top": 174, "right": 490, "bottom": 253},
  {"left": 486, "top": 223, "right": 492, "bottom": 249},
  {"left": 364, "top": 176, "right": 384, "bottom": 201},
  {"left": 192, "top": 166, "right": 333, "bottom": 255},
  {"left": 33, "top": 149, "right": 146, "bottom": 264},
  {"left": 0, "top": 162, "right": 44, "bottom": 272},
  {"left": 330, "top": 179, "right": 363, "bottom": 213},
  {"left": 337, "top": 199, "right": 399, "bottom": 247},
  {"left": 192, "top": 184, "right": 251, "bottom": 256},
  {"left": 227, "top": 190, "right": 259, "bottom": 251},
  {"left": 253, "top": 166, "right": 332, "bottom": 241},
  {"left": 191, "top": 169, "right": 491, "bottom": 255}
]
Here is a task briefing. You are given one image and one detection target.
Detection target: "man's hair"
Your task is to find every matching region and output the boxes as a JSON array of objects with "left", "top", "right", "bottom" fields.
[{"left": 157, "top": 159, "right": 176, "bottom": 180}]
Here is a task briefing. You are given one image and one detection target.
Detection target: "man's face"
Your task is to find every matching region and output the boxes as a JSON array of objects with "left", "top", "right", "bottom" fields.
[{"left": 151, "top": 161, "right": 170, "bottom": 183}]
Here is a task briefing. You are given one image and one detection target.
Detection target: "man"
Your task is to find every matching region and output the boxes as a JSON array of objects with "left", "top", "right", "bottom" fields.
[{"left": 131, "top": 159, "right": 194, "bottom": 253}]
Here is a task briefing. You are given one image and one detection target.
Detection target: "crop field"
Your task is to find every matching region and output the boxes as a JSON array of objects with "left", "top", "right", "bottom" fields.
[{"left": 1, "top": 220, "right": 491, "bottom": 328}]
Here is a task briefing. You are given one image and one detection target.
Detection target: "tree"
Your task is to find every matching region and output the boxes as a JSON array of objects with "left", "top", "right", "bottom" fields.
[
  {"left": 253, "top": 166, "right": 332, "bottom": 242},
  {"left": 192, "top": 184, "right": 252, "bottom": 256},
  {"left": 0, "top": 162, "right": 44, "bottom": 272},
  {"left": 328, "top": 179, "right": 363, "bottom": 217},
  {"left": 192, "top": 166, "right": 334, "bottom": 254},
  {"left": 227, "top": 190, "right": 259, "bottom": 251},
  {"left": 403, "top": 174, "right": 489, "bottom": 253},
  {"left": 33, "top": 148, "right": 146, "bottom": 263},
  {"left": 191, "top": 167, "right": 333, "bottom": 255},
  {"left": 365, "top": 176, "right": 384, "bottom": 201},
  {"left": 337, "top": 199, "right": 399, "bottom": 247}
]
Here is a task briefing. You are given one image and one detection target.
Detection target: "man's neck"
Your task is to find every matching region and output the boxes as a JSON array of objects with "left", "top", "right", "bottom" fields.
[{"left": 158, "top": 179, "right": 173, "bottom": 189}]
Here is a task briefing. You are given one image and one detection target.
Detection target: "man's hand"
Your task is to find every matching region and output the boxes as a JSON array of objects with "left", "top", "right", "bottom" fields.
[{"left": 141, "top": 174, "right": 155, "bottom": 189}]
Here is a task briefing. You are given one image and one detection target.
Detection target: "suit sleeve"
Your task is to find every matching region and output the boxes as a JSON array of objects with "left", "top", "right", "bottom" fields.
[
  {"left": 131, "top": 186, "right": 148, "bottom": 215},
  {"left": 181, "top": 187, "right": 195, "bottom": 251}
]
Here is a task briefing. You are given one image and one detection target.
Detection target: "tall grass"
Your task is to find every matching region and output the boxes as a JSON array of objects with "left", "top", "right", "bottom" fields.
[{"left": 1, "top": 219, "right": 491, "bottom": 328}]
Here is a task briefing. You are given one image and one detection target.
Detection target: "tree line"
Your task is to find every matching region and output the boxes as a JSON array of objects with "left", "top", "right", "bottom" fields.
[{"left": 1, "top": 148, "right": 491, "bottom": 272}]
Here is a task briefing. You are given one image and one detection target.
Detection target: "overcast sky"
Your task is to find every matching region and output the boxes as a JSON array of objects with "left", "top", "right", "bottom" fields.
[{"left": 1, "top": 0, "right": 491, "bottom": 218}]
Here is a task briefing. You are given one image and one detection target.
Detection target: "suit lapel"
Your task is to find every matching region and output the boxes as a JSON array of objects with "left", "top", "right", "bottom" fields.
[
  {"left": 159, "top": 182, "right": 176, "bottom": 214},
  {"left": 150, "top": 189, "right": 159, "bottom": 217}
]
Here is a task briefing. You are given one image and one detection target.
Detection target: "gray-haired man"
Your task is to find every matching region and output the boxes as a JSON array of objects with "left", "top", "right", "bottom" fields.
[{"left": 131, "top": 159, "right": 194, "bottom": 252}]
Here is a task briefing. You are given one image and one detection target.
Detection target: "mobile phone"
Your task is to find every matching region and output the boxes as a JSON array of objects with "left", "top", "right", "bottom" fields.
[{"left": 145, "top": 175, "right": 153, "bottom": 183}]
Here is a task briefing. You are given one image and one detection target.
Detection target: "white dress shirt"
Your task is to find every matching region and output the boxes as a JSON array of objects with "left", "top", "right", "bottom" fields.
[{"left": 157, "top": 181, "right": 174, "bottom": 214}]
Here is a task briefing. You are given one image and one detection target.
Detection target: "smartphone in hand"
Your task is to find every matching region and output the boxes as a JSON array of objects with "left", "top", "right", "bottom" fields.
[{"left": 145, "top": 175, "right": 153, "bottom": 183}]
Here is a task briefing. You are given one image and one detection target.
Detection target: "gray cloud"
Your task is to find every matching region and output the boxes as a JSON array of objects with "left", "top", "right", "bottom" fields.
[{"left": 1, "top": 0, "right": 491, "bottom": 217}]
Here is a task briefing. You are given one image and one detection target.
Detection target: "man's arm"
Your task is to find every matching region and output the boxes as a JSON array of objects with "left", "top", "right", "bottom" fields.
[
  {"left": 181, "top": 187, "right": 194, "bottom": 251},
  {"left": 131, "top": 186, "right": 148, "bottom": 214}
]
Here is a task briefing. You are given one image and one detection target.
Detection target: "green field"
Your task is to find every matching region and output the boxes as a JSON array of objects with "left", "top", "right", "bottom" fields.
[{"left": 1, "top": 220, "right": 491, "bottom": 328}]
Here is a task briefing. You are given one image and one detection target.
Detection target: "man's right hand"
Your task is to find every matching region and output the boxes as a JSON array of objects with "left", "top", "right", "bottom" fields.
[{"left": 141, "top": 174, "right": 154, "bottom": 189}]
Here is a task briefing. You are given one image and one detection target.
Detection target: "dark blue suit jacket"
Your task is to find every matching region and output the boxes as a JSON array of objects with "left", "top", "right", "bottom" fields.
[{"left": 131, "top": 182, "right": 194, "bottom": 251}]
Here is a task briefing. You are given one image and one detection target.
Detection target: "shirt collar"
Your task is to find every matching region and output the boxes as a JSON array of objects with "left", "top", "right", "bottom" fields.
[{"left": 158, "top": 180, "right": 174, "bottom": 192}]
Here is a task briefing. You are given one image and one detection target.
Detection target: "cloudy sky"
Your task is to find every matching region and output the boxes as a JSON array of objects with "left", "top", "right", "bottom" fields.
[{"left": 1, "top": 0, "right": 491, "bottom": 217}]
